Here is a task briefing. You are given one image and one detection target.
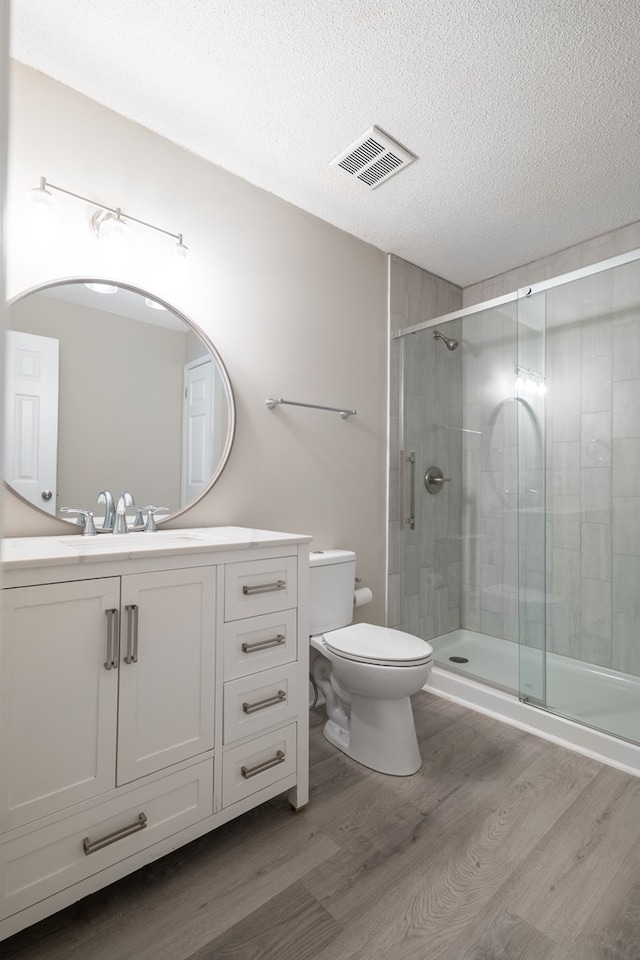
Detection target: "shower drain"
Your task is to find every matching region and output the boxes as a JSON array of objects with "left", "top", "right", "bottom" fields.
[{"left": 449, "top": 656, "right": 469, "bottom": 664}]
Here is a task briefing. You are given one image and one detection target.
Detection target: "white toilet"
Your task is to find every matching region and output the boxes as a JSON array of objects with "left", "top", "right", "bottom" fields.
[{"left": 309, "top": 549, "right": 433, "bottom": 776}]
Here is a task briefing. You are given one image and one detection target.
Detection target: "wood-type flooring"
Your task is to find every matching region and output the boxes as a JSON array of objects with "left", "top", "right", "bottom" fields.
[{"left": 4, "top": 691, "right": 640, "bottom": 960}]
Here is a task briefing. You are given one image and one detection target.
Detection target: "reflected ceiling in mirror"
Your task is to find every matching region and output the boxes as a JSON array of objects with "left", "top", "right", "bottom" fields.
[{"left": 5, "top": 280, "right": 235, "bottom": 527}]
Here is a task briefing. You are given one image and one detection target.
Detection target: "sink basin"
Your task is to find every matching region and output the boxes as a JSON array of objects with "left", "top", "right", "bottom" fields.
[{"left": 58, "top": 531, "right": 206, "bottom": 551}]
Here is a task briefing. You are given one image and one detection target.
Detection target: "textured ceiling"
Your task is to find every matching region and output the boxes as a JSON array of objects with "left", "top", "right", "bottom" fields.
[{"left": 10, "top": 0, "right": 640, "bottom": 286}]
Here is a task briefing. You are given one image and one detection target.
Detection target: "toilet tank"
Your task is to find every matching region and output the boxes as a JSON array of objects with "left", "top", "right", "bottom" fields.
[{"left": 309, "top": 549, "right": 357, "bottom": 635}]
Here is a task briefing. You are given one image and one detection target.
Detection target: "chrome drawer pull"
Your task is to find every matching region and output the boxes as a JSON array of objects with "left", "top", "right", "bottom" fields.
[
  {"left": 242, "top": 579, "right": 286, "bottom": 596},
  {"left": 241, "top": 750, "right": 285, "bottom": 780},
  {"left": 242, "top": 634, "right": 286, "bottom": 654},
  {"left": 104, "top": 608, "right": 119, "bottom": 671},
  {"left": 123, "top": 604, "right": 139, "bottom": 664},
  {"left": 242, "top": 690, "right": 287, "bottom": 714},
  {"left": 83, "top": 812, "right": 147, "bottom": 855}
]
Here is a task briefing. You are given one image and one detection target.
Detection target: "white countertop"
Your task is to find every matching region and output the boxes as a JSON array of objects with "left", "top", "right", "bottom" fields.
[{"left": 2, "top": 526, "right": 312, "bottom": 571}]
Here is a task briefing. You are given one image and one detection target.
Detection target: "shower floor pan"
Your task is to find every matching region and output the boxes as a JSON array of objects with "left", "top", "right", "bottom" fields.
[{"left": 427, "top": 628, "right": 640, "bottom": 776}]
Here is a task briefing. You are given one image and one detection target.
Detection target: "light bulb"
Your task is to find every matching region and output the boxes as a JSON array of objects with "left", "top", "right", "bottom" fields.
[
  {"left": 99, "top": 210, "right": 127, "bottom": 246},
  {"left": 174, "top": 235, "right": 189, "bottom": 264},
  {"left": 538, "top": 381, "right": 547, "bottom": 397},
  {"left": 30, "top": 185, "right": 53, "bottom": 211},
  {"left": 85, "top": 283, "right": 117, "bottom": 294},
  {"left": 525, "top": 377, "right": 537, "bottom": 394},
  {"left": 27, "top": 179, "right": 54, "bottom": 226},
  {"left": 145, "top": 297, "right": 166, "bottom": 311},
  {"left": 515, "top": 376, "right": 524, "bottom": 394}
]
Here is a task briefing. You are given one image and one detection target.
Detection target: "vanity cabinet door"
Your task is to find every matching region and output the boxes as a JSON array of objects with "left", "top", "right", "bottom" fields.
[
  {"left": 116, "top": 567, "right": 216, "bottom": 786},
  {"left": 0, "top": 579, "right": 120, "bottom": 831}
]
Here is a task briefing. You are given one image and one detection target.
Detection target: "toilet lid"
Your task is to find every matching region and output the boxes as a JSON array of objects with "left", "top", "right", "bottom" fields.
[{"left": 324, "top": 623, "right": 433, "bottom": 666}]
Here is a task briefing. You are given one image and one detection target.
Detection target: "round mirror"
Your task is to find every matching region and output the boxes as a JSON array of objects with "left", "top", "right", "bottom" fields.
[{"left": 4, "top": 279, "right": 235, "bottom": 528}]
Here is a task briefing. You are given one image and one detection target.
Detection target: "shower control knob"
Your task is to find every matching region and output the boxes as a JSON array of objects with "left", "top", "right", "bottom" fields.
[{"left": 424, "top": 466, "right": 451, "bottom": 494}]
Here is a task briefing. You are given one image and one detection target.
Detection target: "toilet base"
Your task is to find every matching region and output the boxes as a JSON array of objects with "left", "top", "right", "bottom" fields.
[{"left": 322, "top": 694, "right": 421, "bottom": 776}]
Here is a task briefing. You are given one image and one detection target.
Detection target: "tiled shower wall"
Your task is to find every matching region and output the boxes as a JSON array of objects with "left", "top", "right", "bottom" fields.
[
  {"left": 463, "top": 222, "right": 640, "bottom": 309},
  {"left": 388, "top": 256, "right": 463, "bottom": 630}
]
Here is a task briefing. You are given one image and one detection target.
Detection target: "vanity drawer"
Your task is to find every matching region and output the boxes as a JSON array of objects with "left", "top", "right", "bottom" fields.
[
  {"left": 0, "top": 759, "right": 213, "bottom": 920},
  {"left": 222, "top": 724, "right": 296, "bottom": 807},
  {"left": 223, "top": 609, "right": 297, "bottom": 681},
  {"left": 223, "top": 662, "right": 298, "bottom": 744},
  {"left": 224, "top": 557, "right": 297, "bottom": 621}
]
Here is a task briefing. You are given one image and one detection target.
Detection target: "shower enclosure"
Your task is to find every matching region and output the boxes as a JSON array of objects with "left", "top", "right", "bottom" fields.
[{"left": 395, "top": 248, "right": 640, "bottom": 748}]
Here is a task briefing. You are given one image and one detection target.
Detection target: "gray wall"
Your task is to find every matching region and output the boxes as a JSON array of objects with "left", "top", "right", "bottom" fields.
[{"left": 6, "top": 63, "right": 388, "bottom": 625}]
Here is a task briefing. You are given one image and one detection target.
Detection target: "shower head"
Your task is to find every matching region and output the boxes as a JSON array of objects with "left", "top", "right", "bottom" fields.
[{"left": 433, "top": 329, "right": 459, "bottom": 351}]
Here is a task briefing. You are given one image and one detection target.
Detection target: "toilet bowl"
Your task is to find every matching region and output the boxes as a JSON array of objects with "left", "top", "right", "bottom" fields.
[{"left": 309, "top": 551, "right": 433, "bottom": 776}]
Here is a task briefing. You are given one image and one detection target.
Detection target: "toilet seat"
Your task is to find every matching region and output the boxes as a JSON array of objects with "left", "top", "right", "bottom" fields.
[{"left": 323, "top": 622, "right": 433, "bottom": 667}]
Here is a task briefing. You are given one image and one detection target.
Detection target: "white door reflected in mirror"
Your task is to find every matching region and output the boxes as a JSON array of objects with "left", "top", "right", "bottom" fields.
[{"left": 4, "top": 330, "right": 59, "bottom": 516}]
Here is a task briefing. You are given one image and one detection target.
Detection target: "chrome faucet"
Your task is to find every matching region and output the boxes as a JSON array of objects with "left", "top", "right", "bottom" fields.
[
  {"left": 97, "top": 490, "right": 116, "bottom": 531},
  {"left": 113, "top": 491, "right": 135, "bottom": 534},
  {"left": 59, "top": 507, "right": 97, "bottom": 536}
]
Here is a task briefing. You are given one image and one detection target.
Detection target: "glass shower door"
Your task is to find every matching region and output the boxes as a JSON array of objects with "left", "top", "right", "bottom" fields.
[
  {"left": 399, "top": 319, "right": 463, "bottom": 648},
  {"left": 400, "top": 301, "right": 521, "bottom": 692},
  {"left": 541, "top": 258, "right": 640, "bottom": 743},
  {"left": 516, "top": 290, "right": 547, "bottom": 705}
]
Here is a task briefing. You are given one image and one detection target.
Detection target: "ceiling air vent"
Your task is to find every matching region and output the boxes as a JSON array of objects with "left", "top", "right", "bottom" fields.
[{"left": 330, "top": 126, "right": 417, "bottom": 189}]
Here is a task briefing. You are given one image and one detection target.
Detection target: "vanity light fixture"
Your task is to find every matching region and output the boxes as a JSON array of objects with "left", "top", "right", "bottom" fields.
[{"left": 29, "top": 177, "right": 189, "bottom": 261}]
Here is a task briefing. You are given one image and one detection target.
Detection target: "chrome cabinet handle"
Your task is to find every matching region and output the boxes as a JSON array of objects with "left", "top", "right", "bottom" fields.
[
  {"left": 242, "top": 690, "right": 287, "bottom": 714},
  {"left": 124, "top": 604, "right": 139, "bottom": 664},
  {"left": 242, "top": 580, "right": 286, "bottom": 596},
  {"left": 241, "top": 750, "right": 285, "bottom": 780},
  {"left": 83, "top": 813, "right": 147, "bottom": 855},
  {"left": 104, "top": 609, "right": 119, "bottom": 670},
  {"left": 241, "top": 634, "right": 286, "bottom": 654}
]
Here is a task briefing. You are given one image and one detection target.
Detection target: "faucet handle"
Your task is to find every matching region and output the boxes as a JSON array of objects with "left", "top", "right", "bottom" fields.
[
  {"left": 59, "top": 508, "right": 97, "bottom": 536},
  {"left": 142, "top": 506, "right": 169, "bottom": 533}
]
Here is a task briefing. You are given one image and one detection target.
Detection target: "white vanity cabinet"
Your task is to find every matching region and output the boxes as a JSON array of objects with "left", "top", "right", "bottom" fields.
[
  {"left": 1, "top": 577, "right": 121, "bottom": 826},
  {"left": 0, "top": 528, "right": 310, "bottom": 941},
  {"left": 1, "top": 568, "right": 215, "bottom": 831},
  {"left": 116, "top": 567, "right": 215, "bottom": 785}
]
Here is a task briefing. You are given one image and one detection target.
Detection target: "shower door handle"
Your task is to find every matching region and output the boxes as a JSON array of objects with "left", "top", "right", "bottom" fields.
[{"left": 400, "top": 450, "right": 416, "bottom": 531}]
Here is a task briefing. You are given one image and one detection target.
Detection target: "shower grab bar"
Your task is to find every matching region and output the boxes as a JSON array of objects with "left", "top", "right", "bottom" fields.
[
  {"left": 266, "top": 397, "right": 357, "bottom": 419},
  {"left": 400, "top": 450, "right": 416, "bottom": 531}
]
